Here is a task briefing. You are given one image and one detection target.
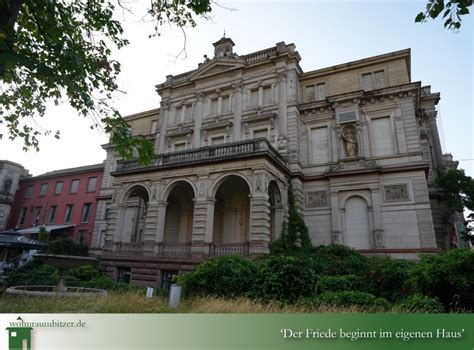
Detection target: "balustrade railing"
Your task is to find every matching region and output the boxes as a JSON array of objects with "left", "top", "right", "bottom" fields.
[
  {"left": 211, "top": 242, "right": 250, "bottom": 256},
  {"left": 116, "top": 242, "right": 143, "bottom": 253}
]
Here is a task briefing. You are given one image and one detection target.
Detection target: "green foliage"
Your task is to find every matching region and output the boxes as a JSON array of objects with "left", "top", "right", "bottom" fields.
[
  {"left": 270, "top": 185, "right": 312, "bottom": 255},
  {"left": 308, "top": 291, "right": 391, "bottom": 310},
  {"left": 366, "top": 257, "right": 416, "bottom": 302},
  {"left": 7, "top": 260, "right": 58, "bottom": 287},
  {"left": 311, "top": 244, "right": 370, "bottom": 276},
  {"left": 48, "top": 237, "right": 88, "bottom": 256},
  {"left": 408, "top": 248, "right": 474, "bottom": 310},
  {"left": 397, "top": 294, "right": 444, "bottom": 313},
  {"left": 252, "top": 255, "right": 318, "bottom": 304},
  {"left": 415, "top": 0, "right": 472, "bottom": 30},
  {"left": 0, "top": 0, "right": 212, "bottom": 163},
  {"left": 38, "top": 225, "right": 48, "bottom": 242},
  {"left": 316, "top": 275, "right": 367, "bottom": 294},
  {"left": 178, "top": 255, "right": 259, "bottom": 298}
]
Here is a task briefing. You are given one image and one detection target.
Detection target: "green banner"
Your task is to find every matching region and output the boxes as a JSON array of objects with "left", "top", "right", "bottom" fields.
[{"left": 1, "top": 314, "right": 473, "bottom": 349}]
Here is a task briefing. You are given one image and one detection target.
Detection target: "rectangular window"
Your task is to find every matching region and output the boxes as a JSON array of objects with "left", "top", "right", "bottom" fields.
[
  {"left": 316, "top": 83, "right": 327, "bottom": 101},
  {"left": 183, "top": 105, "right": 192, "bottom": 121},
  {"left": 81, "top": 203, "right": 92, "bottom": 223},
  {"left": 174, "top": 142, "right": 186, "bottom": 152},
  {"left": 19, "top": 207, "right": 27, "bottom": 225},
  {"left": 33, "top": 206, "right": 42, "bottom": 226},
  {"left": 305, "top": 85, "right": 315, "bottom": 102},
  {"left": 210, "top": 136, "right": 225, "bottom": 145},
  {"left": 374, "top": 70, "right": 386, "bottom": 89},
  {"left": 54, "top": 181, "right": 63, "bottom": 195},
  {"left": 86, "top": 177, "right": 97, "bottom": 192},
  {"left": 25, "top": 185, "right": 34, "bottom": 198},
  {"left": 252, "top": 128, "right": 269, "bottom": 140},
  {"left": 361, "top": 73, "right": 373, "bottom": 91},
  {"left": 70, "top": 179, "right": 79, "bottom": 194},
  {"left": 103, "top": 203, "right": 111, "bottom": 220},
  {"left": 372, "top": 116, "right": 394, "bottom": 156},
  {"left": 209, "top": 99, "right": 218, "bottom": 116},
  {"left": 311, "top": 127, "right": 330, "bottom": 164},
  {"left": 39, "top": 183, "right": 48, "bottom": 197},
  {"left": 161, "top": 270, "right": 178, "bottom": 291},
  {"left": 263, "top": 86, "right": 273, "bottom": 105},
  {"left": 117, "top": 267, "right": 131, "bottom": 284},
  {"left": 222, "top": 96, "right": 231, "bottom": 113},
  {"left": 64, "top": 204, "right": 74, "bottom": 223},
  {"left": 150, "top": 120, "right": 158, "bottom": 134},
  {"left": 48, "top": 205, "right": 57, "bottom": 224},
  {"left": 250, "top": 89, "right": 259, "bottom": 107},
  {"left": 77, "top": 230, "right": 87, "bottom": 244}
]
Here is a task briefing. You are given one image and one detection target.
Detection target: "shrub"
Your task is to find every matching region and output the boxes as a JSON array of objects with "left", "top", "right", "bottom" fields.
[
  {"left": 408, "top": 248, "right": 474, "bottom": 311},
  {"left": 178, "top": 255, "right": 259, "bottom": 298},
  {"left": 317, "top": 275, "right": 367, "bottom": 293},
  {"left": 67, "top": 263, "right": 102, "bottom": 282},
  {"left": 311, "top": 244, "right": 370, "bottom": 276},
  {"left": 7, "top": 260, "right": 58, "bottom": 287},
  {"left": 397, "top": 294, "right": 444, "bottom": 313},
  {"left": 252, "top": 255, "right": 318, "bottom": 304},
  {"left": 366, "top": 257, "right": 416, "bottom": 302},
  {"left": 308, "top": 291, "right": 390, "bottom": 310},
  {"left": 48, "top": 237, "right": 88, "bottom": 256}
]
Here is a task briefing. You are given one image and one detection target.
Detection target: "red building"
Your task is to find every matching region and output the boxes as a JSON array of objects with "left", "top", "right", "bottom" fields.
[{"left": 7, "top": 163, "right": 104, "bottom": 246}]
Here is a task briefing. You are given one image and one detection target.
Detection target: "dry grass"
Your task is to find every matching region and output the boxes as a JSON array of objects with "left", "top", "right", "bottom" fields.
[{"left": 0, "top": 292, "right": 396, "bottom": 313}]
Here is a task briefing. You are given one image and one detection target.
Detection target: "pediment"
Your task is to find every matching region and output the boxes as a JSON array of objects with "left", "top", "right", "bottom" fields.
[{"left": 190, "top": 58, "right": 245, "bottom": 80}]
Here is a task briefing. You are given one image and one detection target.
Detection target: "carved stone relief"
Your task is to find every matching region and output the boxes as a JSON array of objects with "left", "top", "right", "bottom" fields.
[
  {"left": 384, "top": 184, "right": 409, "bottom": 201},
  {"left": 306, "top": 191, "right": 328, "bottom": 207}
]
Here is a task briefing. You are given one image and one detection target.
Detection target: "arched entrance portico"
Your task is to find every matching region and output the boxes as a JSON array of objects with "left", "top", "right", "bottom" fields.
[
  {"left": 121, "top": 185, "right": 149, "bottom": 243},
  {"left": 163, "top": 181, "right": 195, "bottom": 244}
]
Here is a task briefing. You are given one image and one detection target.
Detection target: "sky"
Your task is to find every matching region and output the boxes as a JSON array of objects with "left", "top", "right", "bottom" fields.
[{"left": 1, "top": 0, "right": 472, "bottom": 177}]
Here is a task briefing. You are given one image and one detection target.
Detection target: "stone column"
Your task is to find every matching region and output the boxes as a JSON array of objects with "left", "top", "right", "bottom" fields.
[
  {"left": 330, "top": 191, "right": 341, "bottom": 244},
  {"left": 142, "top": 201, "right": 159, "bottom": 255},
  {"left": 155, "top": 200, "right": 168, "bottom": 244},
  {"left": 370, "top": 188, "right": 384, "bottom": 247},
  {"left": 232, "top": 83, "right": 243, "bottom": 141},
  {"left": 193, "top": 93, "right": 204, "bottom": 148},
  {"left": 277, "top": 72, "right": 288, "bottom": 138},
  {"left": 158, "top": 100, "right": 170, "bottom": 153},
  {"left": 191, "top": 199, "right": 215, "bottom": 256},
  {"left": 249, "top": 172, "right": 270, "bottom": 255},
  {"left": 113, "top": 204, "right": 127, "bottom": 243}
]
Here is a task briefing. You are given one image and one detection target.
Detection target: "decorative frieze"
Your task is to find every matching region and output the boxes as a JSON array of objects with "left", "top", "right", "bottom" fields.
[
  {"left": 384, "top": 184, "right": 409, "bottom": 201},
  {"left": 306, "top": 191, "right": 328, "bottom": 207}
]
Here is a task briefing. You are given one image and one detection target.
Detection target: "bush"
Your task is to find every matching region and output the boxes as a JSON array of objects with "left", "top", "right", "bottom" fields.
[
  {"left": 48, "top": 237, "right": 88, "bottom": 256},
  {"left": 408, "top": 248, "right": 474, "bottom": 311},
  {"left": 178, "top": 255, "right": 259, "bottom": 298},
  {"left": 308, "top": 291, "right": 390, "bottom": 310},
  {"left": 317, "top": 275, "right": 367, "bottom": 293},
  {"left": 366, "top": 257, "right": 416, "bottom": 302},
  {"left": 397, "top": 294, "right": 444, "bottom": 313},
  {"left": 252, "top": 255, "right": 318, "bottom": 304},
  {"left": 311, "top": 244, "right": 370, "bottom": 276},
  {"left": 7, "top": 260, "right": 58, "bottom": 287}
]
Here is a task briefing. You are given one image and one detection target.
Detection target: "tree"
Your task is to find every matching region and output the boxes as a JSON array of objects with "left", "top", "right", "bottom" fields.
[
  {"left": 0, "top": 0, "right": 212, "bottom": 164},
  {"left": 436, "top": 168, "right": 474, "bottom": 243},
  {"left": 416, "top": 0, "right": 472, "bottom": 30},
  {"left": 270, "top": 184, "right": 312, "bottom": 255}
]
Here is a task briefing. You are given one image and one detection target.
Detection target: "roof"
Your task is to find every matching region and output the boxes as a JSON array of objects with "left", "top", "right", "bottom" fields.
[
  {"left": 16, "top": 224, "right": 75, "bottom": 235},
  {"left": 0, "top": 233, "right": 46, "bottom": 249},
  {"left": 22, "top": 163, "right": 104, "bottom": 181}
]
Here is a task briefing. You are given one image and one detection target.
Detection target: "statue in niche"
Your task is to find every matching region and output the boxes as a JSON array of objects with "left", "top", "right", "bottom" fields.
[{"left": 342, "top": 125, "right": 358, "bottom": 157}]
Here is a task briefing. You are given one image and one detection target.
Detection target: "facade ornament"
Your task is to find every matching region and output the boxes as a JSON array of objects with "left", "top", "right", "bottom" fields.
[
  {"left": 328, "top": 163, "right": 344, "bottom": 172},
  {"left": 342, "top": 124, "right": 358, "bottom": 157},
  {"left": 359, "top": 159, "right": 378, "bottom": 169},
  {"left": 384, "top": 184, "right": 409, "bottom": 201},
  {"left": 306, "top": 191, "right": 328, "bottom": 207}
]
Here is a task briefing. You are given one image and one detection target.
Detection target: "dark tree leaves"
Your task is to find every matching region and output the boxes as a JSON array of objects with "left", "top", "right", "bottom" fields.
[{"left": 416, "top": 0, "right": 472, "bottom": 30}]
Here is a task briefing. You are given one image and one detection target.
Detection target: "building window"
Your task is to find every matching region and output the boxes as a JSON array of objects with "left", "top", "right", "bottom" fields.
[
  {"left": 263, "top": 86, "right": 273, "bottom": 105},
  {"left": 64, "top": 204, "right": 74, "bottom": 223},
  {"left": 316, "top": 82, "right": 327, "bottom": 101},
  {"left": 48, "top": 205, "right": 57, "bottom": 224},
  {"left": 161, "top": 270, "right": 178, "bottom": 291},
  {"left": 361, "top": 70, "right": 386, "bottom": 91},
  {"left": 310, "top": 127, "right": 330, "bottom": 164},
  {"left": 33, "top": 206, "right": 42, "bottom": 226},
  {"left": 39, "top": 183, "right": 48, "bottom": 197},
  {"left": 150, "top": 120, "right": 158, "bottom": 134},
  {"left": 252, "top": 128, "right": 269, "bottom": 140},
  {"left": 371, "top": 116, "right": 394, "bottom": 156},
  {"left": 18, "top": 207, "right": 27, "bottom": 225},
  {"left": 54, "top": 181, "right": 63, "bottom": 195},
  {"left": 77, "top": 230, "right": 87, "bottom": 244},
  {"left": 305, "top": 85, "right": 315, "bottom": 102},
  {"left": 103, "top": 203, "right": 111, "bottom": 220},
  {"left": 81, "top": 203, "right": 92, "bottom": 223},
  {"left": 374, "top": 70, "right": 386, "bottom": 89},
  {"left": 173, "top": 142, "right": 186, "bottom": 152},
  {"left": 361, "top": 73, "right": 373, "bottom": 91},
  {"left": 209, "top": 99, "right": 218, "bottom": 116},
  {"left": 25, "top": 185, "right": 34, "bottom": 198},
  {"left": 249, "top": 89, "right": 259, "bottom": 107},
  {"left": 70, "top": 179, "right": 79, "bottom": 194},
  {"left": 117, "top": 267, "right": 131, "bottom": 284},
  {"left": 210, "top": 135, "right": 225, "bottom": 145},
  {"left": 86, "top": 177, "right": 97, "bottom": 192}
]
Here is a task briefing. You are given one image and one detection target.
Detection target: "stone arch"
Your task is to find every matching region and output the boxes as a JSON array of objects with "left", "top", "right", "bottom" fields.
[
  {"left": 343, "top": 195, "right": 371, "bottom": 249},
  {"left": 163, "top": 181, "right": 195, "bottom": 243},
  {"left": 119, "top": 184, "right": 150, "bottom": 243},
  {"left": 212, "top": 175, "right": 251, "bottom": 244},
  {"left": 119, "top": 183, "right": 151, "bottom": 205},
  {"left": 160, "top": 178, "right": 197, "bottom": 202},
  {"left": 210, "top": 173, "right": 252, "bottom": 198}
]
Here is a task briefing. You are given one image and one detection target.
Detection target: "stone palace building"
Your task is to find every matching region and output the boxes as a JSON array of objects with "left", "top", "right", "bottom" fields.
[{"left": 90, "top": 37, "right": 453, "bottom": 287}]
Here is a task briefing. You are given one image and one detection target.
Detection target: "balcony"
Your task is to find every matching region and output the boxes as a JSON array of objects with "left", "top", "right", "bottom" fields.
[
  {"left": 211, "top": 242, "right": 250, "bottom": 256},
  {"left": 113, "top": 138, "right": 286, "bottom": 174}
]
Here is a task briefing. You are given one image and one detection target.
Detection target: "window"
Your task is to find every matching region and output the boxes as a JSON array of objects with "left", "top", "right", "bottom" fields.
[
  {"left": 161, "top": 270, "right": 178, "bottom": 291},
  {"left": 64, "top": 204, "right": 74, "bottom": 223},
  {"left": 361, "top": 70, "right": 386, "bottom": 91},
  {"left": 70, "top": 179, "right": 79, "bottom": 193},
  {"left": 54, "top": 181, "right": 63, "bottom": 195},
  {"left": 222, "top": 96, "right": 231, "bottom": 113},
  {"left": 81, "top": 203, "right": 92, "bottom": 223},
  {"left": 117, "top": 267, "right": 131, "bottom": 284},
  {"left": 210, "top": 136, "right": 225, "bottom": 145},
  {"left": 372, "top": 116, "right": 394, "bottom": 156},
  {"left": 77, "top": 230, "right": 87, "bottom": 244},
  {"left": 252, "top": 128, "right": 269, "bottom": 140},
  {"left": 249, "top": 89, "right": 259, "bottom": 107},
  {"left": 374, "top": 70, "right": 386, "bottom": 89},
  {"left": 86, "top": 177, "right": 97, "bottom": 192},
  {"left": 25, "top": 185, "right": 34, "bottom": 198},
  {"left": 310, "top": 127, "right": 330, "bottom": 164},
  {"left": 316, "top": 83, "right": 327, "bottom": 101},
  {"left": 305, "top": 85, "right": 315, "bottom": 102},
  {"left": 209, "top": 99, "right": 218, "bottom": 116},
  {"left": 263, "top": 86, "right": 273, "bottom": 105},
  {"left": 174, "top": 142, "right": 186, "bottom": 152},
  {"left": 39, "top": 183, "right": 48, "bottom": 196},
  {"left": 103, "top": 203, "right": 111, "bottom": 220},
  {"left": 33, "top": 206, "right": 42, "bottom": 226},
  {"left": 150, "top": 120, "right": 158, "bottom": 134},
  {"left": 361, "top": 73, "right": 373, "bottom": 91},
  {"left": 18, "top": 207, "right": 27, "bottom": 225},
  {"left": 48, "top": 205, "right": 57, "bottom": 224}
]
